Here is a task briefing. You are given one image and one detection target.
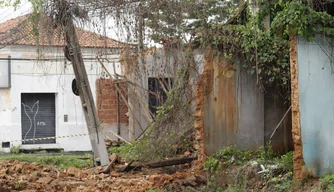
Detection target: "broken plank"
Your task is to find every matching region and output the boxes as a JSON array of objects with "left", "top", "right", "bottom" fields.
[{"left": 102, "top": 153, "right": 118, "bottom": 174}]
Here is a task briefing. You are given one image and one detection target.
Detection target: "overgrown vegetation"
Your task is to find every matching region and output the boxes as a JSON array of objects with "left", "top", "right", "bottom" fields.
[
  {"left": 203, "top": 146, "right": 275, "bottom": 172},
  {"left": 271, "top": 1, "right": 334, "bottom": 41},
  {"left": 109, "top": 78, "right": 196, "bottom": 162},
  {"left": 319, "top": 173, "right": 334, "bottom": 191},
  {"left": 108, "top": 0, "right": 333, "bottom": 163},
  {"left": 0, "top": 154, "right": 92, "bottom": 169},
  {"left": 202, "top": 146, "right": 293, "bottom": 191}
]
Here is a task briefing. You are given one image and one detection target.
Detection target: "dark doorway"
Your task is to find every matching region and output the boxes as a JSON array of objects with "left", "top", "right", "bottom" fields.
[{"left": 148, "top": 78, "right": 172, "bottom": 116}]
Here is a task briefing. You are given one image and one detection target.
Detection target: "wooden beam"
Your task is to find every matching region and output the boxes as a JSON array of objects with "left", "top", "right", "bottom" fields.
[
  {"left": 145, "top": 156, "right": 197, "bottom": 168},
  {"left": 102, "top": 153, "right": 118, "bottom": 173}
]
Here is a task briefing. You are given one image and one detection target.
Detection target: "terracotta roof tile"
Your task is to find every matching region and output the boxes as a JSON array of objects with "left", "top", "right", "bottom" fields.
[{"left": 0, "top": 14, "right": 127, "bottom": 48}]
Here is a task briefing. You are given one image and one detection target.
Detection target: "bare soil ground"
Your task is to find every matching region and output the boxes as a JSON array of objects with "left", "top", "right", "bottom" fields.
[{"left": 0, "top": 160, "right": 206, "bottom": 192}]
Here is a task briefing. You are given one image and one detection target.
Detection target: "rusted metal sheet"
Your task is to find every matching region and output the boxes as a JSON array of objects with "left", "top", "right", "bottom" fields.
[{"left": 203, "top": 58, "right": 264, "bottom": 155}]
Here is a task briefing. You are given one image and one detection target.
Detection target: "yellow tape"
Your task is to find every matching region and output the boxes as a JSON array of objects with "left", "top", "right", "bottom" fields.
[
  {"left": 6, "top": 125, "right": 125, "bottom": 143},
  {"left": 8, "top": 133, "right": 91, "bottom": 143}
]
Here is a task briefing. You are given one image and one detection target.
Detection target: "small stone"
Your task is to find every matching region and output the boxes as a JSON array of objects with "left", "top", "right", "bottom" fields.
[
  {"left": 67, "top": 167, "right": 80, "bottom": 176},
  {"left": 110, "top": 172, "right": 122, "bottom": 177},
  {"left": 184, "top": 151, "right": 191, "bottom": 157},
  {"left": 184, "top": 175, "right": 197, "bottom": 186},
  {"left": 36, "top": 176, "right": 53, "bottom": 184},
  {"left": 78, "top": 171, "right": 88, "bottom": 178},
  {"left": 14, "top": 164, "right": 23, "bottom": 172}
]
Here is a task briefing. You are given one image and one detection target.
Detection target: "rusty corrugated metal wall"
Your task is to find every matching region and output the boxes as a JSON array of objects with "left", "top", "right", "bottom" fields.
[
  {"left": 200, "top": 50, "right": 293, "bottom": 156},
  {"left": 202, "top": 55, "right": 265, "bottom": 155}
]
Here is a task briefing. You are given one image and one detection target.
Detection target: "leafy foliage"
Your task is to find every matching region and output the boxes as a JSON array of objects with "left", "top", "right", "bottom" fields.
[
  {"left": 319, "top": 173, "right": 334, "bottom": 191},
  {"left": 198, "top": 4, "right": 291, "bottom": 100},
  {"left": 271, "top": 0, "right": 334, "bottom": 41},
  {"left": 196, "top": 0, "right": 333, "bottom": 101}
]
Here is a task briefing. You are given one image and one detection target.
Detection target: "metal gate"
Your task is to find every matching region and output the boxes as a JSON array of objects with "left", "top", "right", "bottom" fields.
[{"left": 21, "top": 93, "right": 56, "bottom": 144}]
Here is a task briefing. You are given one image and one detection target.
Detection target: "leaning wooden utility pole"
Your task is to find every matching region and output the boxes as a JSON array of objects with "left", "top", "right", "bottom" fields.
[{"left": 57, "top": 0, "right": 109, "bottom": 166}]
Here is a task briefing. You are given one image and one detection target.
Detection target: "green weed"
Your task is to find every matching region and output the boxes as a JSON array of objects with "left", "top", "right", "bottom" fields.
[
  {"left": 10, "top": 145, "right": 21, "bottom": 154},
  {"left": 320, "top": 173, "right": 334, "bottom": 192},
  {"left": 14, "top": 183, "right": 21, "bottom": 190},
  {"left": 0, "top": 154, "right": 92, "bottom": 169}
]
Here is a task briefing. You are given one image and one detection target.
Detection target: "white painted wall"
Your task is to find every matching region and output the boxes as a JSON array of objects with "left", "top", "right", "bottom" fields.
[{"left": 0, "top": 45, "right": 122, "bottom": 152}]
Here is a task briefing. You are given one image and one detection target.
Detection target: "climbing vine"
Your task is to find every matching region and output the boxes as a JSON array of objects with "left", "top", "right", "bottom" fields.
[
  {"left": 197, "top": 0, "right": 334, "bottom": 101},
  {"left": 271, "top": 0, "right": 334, "bottom": 41},
  {"left": 197, "top": 3, "right": 290, "bottom": 100}
]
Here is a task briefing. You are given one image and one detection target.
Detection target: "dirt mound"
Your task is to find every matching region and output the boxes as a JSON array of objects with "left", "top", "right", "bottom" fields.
[{"left": 0, "top": 160, "right": 205, "bottom": 192}]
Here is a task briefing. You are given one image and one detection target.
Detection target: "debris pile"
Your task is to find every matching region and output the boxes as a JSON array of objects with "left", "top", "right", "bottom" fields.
[{"left": 0, "top": 157, "right": 205, "bottom": 192}]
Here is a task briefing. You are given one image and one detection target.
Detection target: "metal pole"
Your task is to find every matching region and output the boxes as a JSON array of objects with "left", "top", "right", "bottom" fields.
[{"left": 8, "top": 56, "right": 11, "bottom": 88}]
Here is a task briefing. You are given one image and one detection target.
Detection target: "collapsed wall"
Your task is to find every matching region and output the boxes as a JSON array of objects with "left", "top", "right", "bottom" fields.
[
  {"left": 194, "top": 49, "right": 214, "bottom": 168},
  {"left": 289, "top": 35, "right": 305, "bottom": 180},
  {"left": 96, "top": 79, "right": 129, "bottom": 140}
]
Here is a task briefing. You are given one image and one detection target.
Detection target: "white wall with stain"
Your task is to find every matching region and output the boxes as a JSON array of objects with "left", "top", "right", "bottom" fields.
[{"left": 0, "top": 45, "right": 121, "bottom": 152}]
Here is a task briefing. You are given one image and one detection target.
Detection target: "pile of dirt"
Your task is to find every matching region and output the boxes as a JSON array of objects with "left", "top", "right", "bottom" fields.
[{"left": 0, "top": 159, "right": 206, "bottom": 192}]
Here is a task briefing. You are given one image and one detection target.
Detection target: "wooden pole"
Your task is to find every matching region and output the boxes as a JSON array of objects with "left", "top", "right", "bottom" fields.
[
  {"left": 58, "top": 0, "right": 109, "bottom": 166},
  {"left": 269, "top": 105, "right": 292, "bottom": 140},
  {"left": 113, "top": 63, "right": 121, "bottom": 142}
]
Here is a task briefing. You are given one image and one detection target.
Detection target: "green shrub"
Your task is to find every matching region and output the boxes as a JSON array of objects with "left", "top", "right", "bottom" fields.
[
  {"left": 10, "top": 145, "right": 21, "bottom": 154},
  {"left": 320, "top": 173, "right": 334, "bottom": 192}
]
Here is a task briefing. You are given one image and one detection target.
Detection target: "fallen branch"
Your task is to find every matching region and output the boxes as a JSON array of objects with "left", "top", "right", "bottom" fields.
[{"left": 145, "top": 156, "right": 197, "bottom": 168}]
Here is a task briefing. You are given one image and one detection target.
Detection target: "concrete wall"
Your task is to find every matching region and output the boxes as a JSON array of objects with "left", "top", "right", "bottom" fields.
[
  {"left": 0, "top": 45, "right": 121, "bottom": 152},
  {"left": 297, "top": 35, "right": 334, "bottom": 176}
]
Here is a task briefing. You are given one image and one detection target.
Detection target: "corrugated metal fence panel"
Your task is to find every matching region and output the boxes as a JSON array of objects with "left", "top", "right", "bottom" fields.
[
  {"left": 21, "top": 93, "right": 56, "bottom": 144},
  {"left": 297, "top": 35, "right": 334, "bottom": 176},
  {"left": 236, "top": 70, "right": 264, "bottom": 149},
  {"left": 204, "top": 60, "right": 264, "bottom": 156}
]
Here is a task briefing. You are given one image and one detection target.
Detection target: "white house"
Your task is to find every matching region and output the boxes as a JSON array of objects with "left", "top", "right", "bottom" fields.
[{"left": 0, "top": 14, "right": 126, "bottom": 152}]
